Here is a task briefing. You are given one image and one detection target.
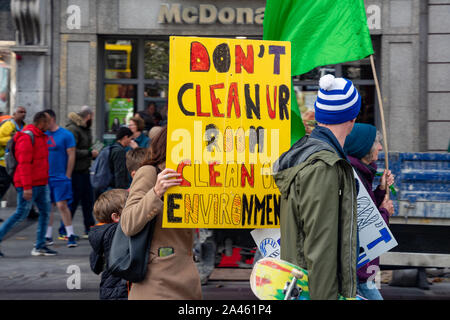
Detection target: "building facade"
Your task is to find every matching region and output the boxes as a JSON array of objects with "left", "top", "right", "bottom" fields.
[{"left": 0, "top": 0, "right": 449, "bottom": 152}]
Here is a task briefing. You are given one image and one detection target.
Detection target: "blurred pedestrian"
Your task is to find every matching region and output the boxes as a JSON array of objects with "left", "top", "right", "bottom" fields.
[
  {"left": 0, "top": 111, "right": 56, "bottom": 257},
  {"left": 148, "top": 125, "right": 163, "bottom": 145},
  {"left": 89, "top": 189, "right": 129, "bottom": 300},
  {"left": 344, "top": 123, "right": 395, "bottom": 300},
  {"left": 127, "top": 116, "right": 149, "bottom": 150},
  {"left": 109, "top": 127, "right": 133, "bottom": 189},
  {"left": 0, "top": 106, "right": 26, "bottom": 200},
  {"left": 65, "top": 106, "right": 97, "bottom": 239},
  {"left": 138, "top": 102, "right": 161, "bottom": 131},
  {"left": 120, "top": 127, "right": 202, "bottom": 299},
  {"left": 44, "top": 109, "right": 78, "bottom": 248}
]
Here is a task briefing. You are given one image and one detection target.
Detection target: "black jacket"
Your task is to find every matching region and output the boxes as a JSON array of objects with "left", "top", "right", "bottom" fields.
[
  {"left": 89, "top": 223, "right": 128, "bottom": 300},
  {"left": 109, "top": 142, "right": 130, "bottom": 189},
  {"left": 66, "top": 112, "right": 93, "bottom": 173}
]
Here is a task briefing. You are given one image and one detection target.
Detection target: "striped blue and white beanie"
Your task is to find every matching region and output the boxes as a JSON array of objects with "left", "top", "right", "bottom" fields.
[{"left": 314, "top": 74, "right": 361, "bottom": 124}]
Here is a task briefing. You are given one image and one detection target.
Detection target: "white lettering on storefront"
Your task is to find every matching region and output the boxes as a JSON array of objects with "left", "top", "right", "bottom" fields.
[
  {"left": 158, "top": 4, "right": 265, "bottom": 25},
  {"left": 158, "top": 3, "right": 381, "bottom": 30}
]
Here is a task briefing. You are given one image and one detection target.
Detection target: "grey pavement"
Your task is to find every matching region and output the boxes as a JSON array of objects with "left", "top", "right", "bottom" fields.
[{"left": 0, "top": 207, "right": 100, "bottom": 300}]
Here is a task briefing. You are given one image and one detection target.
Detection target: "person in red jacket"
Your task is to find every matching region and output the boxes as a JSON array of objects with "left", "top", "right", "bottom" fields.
[{"left": 0, "top": 111, "right": 57, "bottom": 257}]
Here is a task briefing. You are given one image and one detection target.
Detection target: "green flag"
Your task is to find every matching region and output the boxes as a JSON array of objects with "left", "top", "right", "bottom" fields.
[{"left": 263, "top": 0, "right": 374, "bottom": 145}]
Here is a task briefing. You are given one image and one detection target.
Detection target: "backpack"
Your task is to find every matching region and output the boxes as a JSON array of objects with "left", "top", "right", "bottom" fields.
[
  {"left": 108, "top": 166, "right": 161, "bottom": 283},
  {"left": 89, "top": 145, "right": 117, "bottom": 191},
  {"left": 0, "top": 115, "right": 12, "bottom": 123},
  {"left": 5, "top": 130, "right": 35, "bottom": 177}
]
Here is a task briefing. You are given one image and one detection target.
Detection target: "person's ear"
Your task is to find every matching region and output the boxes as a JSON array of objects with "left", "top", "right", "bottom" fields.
[{"left": 111, "top": 212, "right": 120, "bottom": 223}]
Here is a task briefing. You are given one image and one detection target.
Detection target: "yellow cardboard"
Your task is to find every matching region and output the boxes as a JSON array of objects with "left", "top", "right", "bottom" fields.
[{"left": 163, "top": 36, "right": 291, "bottom": 228}]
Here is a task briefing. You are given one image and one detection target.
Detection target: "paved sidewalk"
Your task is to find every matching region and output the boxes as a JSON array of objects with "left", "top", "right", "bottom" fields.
[{"left": 0, "top": 207, "right": 100, "bottom": 300}]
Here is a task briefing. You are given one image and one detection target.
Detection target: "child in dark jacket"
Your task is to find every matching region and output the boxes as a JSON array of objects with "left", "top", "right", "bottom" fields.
[{"left": 89, "top": 189, "right": 129, "bottom": 300}]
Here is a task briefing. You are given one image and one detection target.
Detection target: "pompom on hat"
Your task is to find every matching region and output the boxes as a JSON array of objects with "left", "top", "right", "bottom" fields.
[{"left": 314, "top": 74, "right": 361, "bottom": 124}]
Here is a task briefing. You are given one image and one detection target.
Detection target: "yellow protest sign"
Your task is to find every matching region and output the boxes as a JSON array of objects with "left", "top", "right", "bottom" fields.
[{"left": 163, "top": 36, "right": 291, "bottom": 229}]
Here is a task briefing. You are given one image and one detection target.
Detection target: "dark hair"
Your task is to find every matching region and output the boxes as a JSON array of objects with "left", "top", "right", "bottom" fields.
[
  {"left": 129, "top": 116, "right": 145, "bottom": 132},
  {"left": 153, "top": 112, "right": 162, "bottom": 121},
  {"left": 126, "top": 147, "right": 147, "bottom": 174},
  {"left": 142, "top": 126, "right": 167, "bottom": 167},
  {"left": 116, "top": 127, "right": 133, "bottom": 141},
  {"left": 33, "top": 111, "right": 49, "bottom": 124},
  {"left": 93, "top": 189, "right": 128, "bottom": 223},
  {"left": 43, "top": 109, "right": 56, "bottom": 119}
]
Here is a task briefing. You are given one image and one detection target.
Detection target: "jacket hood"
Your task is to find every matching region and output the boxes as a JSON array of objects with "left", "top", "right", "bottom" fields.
[
  {"left": 67, "top": 112, "right": 86, "bottom": 128},
  {"left": 273, "top": 135, "right": 337, "bottom": 196},
  {"left": 88, "top": 223, "right": 117, "bottom": 254}
]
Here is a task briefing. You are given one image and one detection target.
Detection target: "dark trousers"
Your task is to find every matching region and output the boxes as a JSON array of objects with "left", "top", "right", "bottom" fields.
[
  {"left": 0, "top": 166, "right": 11, "bottom": 200},
  {"left": 70, "top": 171, "right": 96, "bottom": 233}
]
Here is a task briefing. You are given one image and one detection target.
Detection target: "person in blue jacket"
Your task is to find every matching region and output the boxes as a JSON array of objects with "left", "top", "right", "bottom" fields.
[{"left": 127, "top": 116, "right": 149, "bottom": 151}]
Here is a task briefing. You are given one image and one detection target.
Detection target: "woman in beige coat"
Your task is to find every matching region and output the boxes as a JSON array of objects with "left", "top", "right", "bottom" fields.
[{"left": 120, "top": 127, "right": 202, "bottom": 300}]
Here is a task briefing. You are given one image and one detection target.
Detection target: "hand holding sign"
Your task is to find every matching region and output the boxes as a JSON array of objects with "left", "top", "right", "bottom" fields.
[
  {"left": 379, "top": 169, "right": 394, "bottom": 191},
  {"left": 380, "top": 193, "right": 395, "bottom": 216},
  {"left": 154, "top": 168, "right": 182, "bottom": 199}
]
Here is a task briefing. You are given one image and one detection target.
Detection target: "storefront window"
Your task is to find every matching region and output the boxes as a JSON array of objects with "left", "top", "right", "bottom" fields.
[
  {"left": 0, "top": 52, "right": 11, "bottom": 114},
  {"left": 294, "top": 85, "right": 318, "bottom": 135},
  {"left": 292, "top": 36, "right": 380, "bottom": 133},
  {"left": 103, "top": 84, "right": 136, "bottom": 144},
  {"left": 342, "top": 59, "right": 373, "bottom": 80},
  {"left": 144, "top": 41, "right": 169, "bottom": 80},
  {"left": 104, "top": 40, "right": 138, "bottom": 80},
  {"left": 101, "top": 38, "right": 170, "bottom": 141},
  {"left": 293, "top": 57, "right": 378, "bottom": 133},
  {"left": 356, "top": 84, "right": 376, "bottom": 124},
  {"left": 294, "top": 65, "right": 336, "bottom": 82}
]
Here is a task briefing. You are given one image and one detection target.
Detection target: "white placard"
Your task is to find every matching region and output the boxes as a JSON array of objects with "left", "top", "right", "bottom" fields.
[
  {"left": 354, "top": 169, "right": 398, "bottom": 268},
  {"left": 251, "top": 170, "right": 398, "bottom": 268},
  {"left": 251, "top": 228, "right": 281, "bottom": 259}
]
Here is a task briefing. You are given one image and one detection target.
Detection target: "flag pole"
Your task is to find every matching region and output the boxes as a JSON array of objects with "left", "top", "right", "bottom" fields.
[{"left": 369, "top": 54, "right": 390, "bottom": 197}]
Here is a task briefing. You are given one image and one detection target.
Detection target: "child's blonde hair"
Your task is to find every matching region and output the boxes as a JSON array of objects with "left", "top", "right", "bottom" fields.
[{"left": 93, "top": 189, "right": 128, "bottom": 223}]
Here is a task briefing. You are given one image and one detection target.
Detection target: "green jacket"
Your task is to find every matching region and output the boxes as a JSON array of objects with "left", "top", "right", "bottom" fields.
[
  {"left": 273, "top": 135, "right": 358, "bottom": 300},
  {"left": 66, "top": 112, "right": 93, "bottom": 173}
]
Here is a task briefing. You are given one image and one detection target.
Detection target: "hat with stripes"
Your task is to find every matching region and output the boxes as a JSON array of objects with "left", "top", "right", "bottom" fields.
[{"left": 314, "top": 74, "right": 361, "bottom": 124}]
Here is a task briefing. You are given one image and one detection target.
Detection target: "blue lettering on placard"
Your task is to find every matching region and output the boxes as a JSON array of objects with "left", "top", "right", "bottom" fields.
[
  {"left": 260, "top": 238, "right": 278, "bottom": 257},
  {"left": 367, "top": 228, "right": 392, "bottom": 250},
  {"left": 268, "top": 249, "right": 280, "bottom": 258},
  {"left": 357, "top": 252, "right": 370, "bottom": 269}
]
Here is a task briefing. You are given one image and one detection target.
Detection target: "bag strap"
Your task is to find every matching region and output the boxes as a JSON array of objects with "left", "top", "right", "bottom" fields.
[{"left": 22, "top": 130, "right": 34, "bottom": 145}]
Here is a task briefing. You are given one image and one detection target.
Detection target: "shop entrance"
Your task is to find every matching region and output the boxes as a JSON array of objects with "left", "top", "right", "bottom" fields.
[{"left": 99, "top": 37, "right": 169, "bottom": 144}]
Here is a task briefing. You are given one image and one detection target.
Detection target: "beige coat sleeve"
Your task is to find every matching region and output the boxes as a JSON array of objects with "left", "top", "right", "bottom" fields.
[{"left": 120, "top": 165, "right": 164, "bottom": 237}]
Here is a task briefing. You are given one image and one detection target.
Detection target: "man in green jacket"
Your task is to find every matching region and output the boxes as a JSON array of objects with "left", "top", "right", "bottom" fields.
[
  {"left": 274, "top": 74, "right": 360, "bottom": 299},
  {"left": 64, "top": 106, "right": 98, "bottom": 238}
]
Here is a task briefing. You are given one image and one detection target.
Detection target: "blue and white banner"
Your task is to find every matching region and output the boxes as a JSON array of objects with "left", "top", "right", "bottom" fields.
[
  {"left": 251, "top": 169, "right": 397, "bottom": 267},
  {"left": 353, "top": 169, "right": 398, "bottom": 268},
  {"left": 251, "top": 228, "right": 281, "bottom": 259}
]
